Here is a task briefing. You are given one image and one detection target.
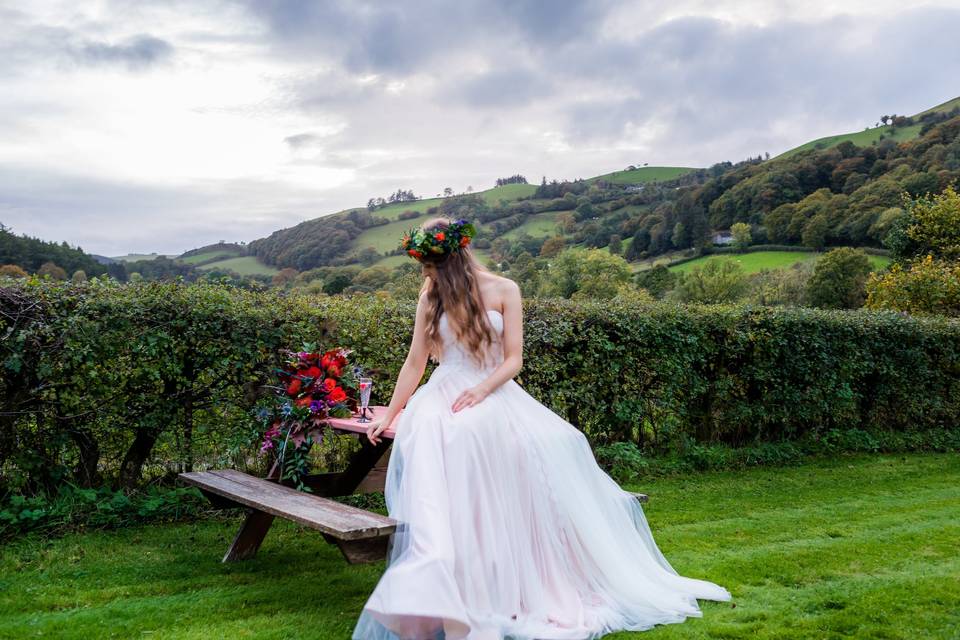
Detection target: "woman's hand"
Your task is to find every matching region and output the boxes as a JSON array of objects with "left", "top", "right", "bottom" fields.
[
  {"left": 452, "top": 385, "right": 490, "bottom": 413},
  {"left": 366, "top": 419, "right": 389, "bottom": 445}
]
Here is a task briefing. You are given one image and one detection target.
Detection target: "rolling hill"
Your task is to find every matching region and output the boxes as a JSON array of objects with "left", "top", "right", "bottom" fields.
[
  {"left": 170, "top": 95, "right": 960, "bottom": 279},
  {"left": 777, "top": 96, "right": 960, "bottom": 158}
]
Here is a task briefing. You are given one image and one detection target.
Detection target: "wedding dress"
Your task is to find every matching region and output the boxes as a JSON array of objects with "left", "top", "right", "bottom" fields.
[{"left": 352, "top": 309, "right": 730, "bottom": 640}]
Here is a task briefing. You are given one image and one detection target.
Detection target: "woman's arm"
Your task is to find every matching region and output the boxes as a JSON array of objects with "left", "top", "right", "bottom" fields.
[
  {"left": 451, "top": 279, "right": 523, "bottom": 413},
  {"left": 366, "top": 288, "right": 432, "bottom": 444}
]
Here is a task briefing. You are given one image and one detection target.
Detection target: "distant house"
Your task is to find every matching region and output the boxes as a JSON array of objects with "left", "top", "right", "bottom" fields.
[
  {"left": 712, "top": 230, "right": 734, "bottom": 245},
  {"left": 624, "top": 184, "right": 645, "bottom": 193}
]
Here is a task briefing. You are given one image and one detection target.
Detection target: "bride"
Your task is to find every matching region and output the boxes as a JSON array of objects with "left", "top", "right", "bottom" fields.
[{"left": 352, "top": 218, "right": 731, "bottom": 640}]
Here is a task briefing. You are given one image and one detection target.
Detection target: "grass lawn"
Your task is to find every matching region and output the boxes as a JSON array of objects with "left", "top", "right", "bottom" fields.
[
  {"left": 1, "top": 454, "right": 957, "bottom": 639},
  {"left": 197, "top": 256, "right": 279, "bottom": 276},
  {"left": 668, "top": 250, "right": 892, "bottom": 275}
]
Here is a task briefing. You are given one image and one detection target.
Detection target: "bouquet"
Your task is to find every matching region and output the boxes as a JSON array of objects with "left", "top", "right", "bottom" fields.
[{"left": 255, "top": 345, "right": 360, "bottom": 490}]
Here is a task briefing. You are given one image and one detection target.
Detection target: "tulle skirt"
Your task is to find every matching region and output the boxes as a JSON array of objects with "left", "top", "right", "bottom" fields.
[{"left": 351, "top": 363, "right": 731, "bottom": 640}]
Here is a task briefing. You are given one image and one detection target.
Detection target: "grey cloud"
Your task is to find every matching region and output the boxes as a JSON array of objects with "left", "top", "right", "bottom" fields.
[
  {"left": 552, "top": 7, "right": 960, "bottom": 155},
  {"left": 452, "top": 69, "right": 553, "bottom": 108},
  {"left": 239, "top": 0, "right": 609, "bottom": 73},
  {"left": 74, "top": 34, "right": 174, "bottom": 70},
  {"left": 284, "top": 132, "right": 323, "bottom": 148}
]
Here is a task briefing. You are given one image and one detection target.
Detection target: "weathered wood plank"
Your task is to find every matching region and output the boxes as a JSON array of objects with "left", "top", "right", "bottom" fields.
[{"left": 179, "top": 469, "right": 396, "bottom": 540}]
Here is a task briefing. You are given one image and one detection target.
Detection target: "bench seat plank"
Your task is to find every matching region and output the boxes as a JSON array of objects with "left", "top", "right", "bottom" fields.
[{"left": 180, "top": 469, "right": 396, "bottom": 541}]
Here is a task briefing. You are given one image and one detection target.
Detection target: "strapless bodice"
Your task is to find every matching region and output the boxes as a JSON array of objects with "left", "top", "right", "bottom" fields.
[{"left": 437, "top": 308, "right": 504, "bottom": 371}]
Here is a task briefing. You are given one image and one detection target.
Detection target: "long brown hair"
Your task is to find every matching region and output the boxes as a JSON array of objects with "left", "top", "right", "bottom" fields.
[{"left": 418, "top": 217, "right": 497, "bottom": 365}]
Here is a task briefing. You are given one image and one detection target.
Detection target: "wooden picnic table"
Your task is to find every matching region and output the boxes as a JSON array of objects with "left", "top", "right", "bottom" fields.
[
  {"left": 179, "top": 406, "right": 647, "bottom": 565},
  {"left": 179, "top": 406, "right": 400, "bottom": 564}
]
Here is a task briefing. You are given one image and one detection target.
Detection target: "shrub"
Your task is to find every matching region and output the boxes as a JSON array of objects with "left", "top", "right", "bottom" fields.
[
  {"left": 806, "top": 247, "right": 873, "bottom": 309},
  {"left": 866, "top": 255, "right": 960, "bottom": 316},
  {"left": 671, "top": 258, "right": 748, "bottom": 303},
  {"left": 2, "top": 280, "right": 959, "bottom": 498}
]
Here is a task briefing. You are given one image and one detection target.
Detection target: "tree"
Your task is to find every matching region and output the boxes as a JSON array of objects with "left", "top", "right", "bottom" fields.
[
  {"left": 902, "top": 185, "right": 960, "bottom": 261},
  {"left": 671, "top": 222, "right": 687, "bottom": 249},
  {"left": 608, "top": 234, "right": 623, "bottom": 255},
  {"left": 443, "top": 187, "right": 453, "bottom": 197},
  {"left": 806, "top": 248, "right": 873, "bottom": 309},
  {"left": 747, "top": 262, "right": 813, "bottom": 307},
  {"left": 634, "top": 265, "right": 678, "bottom": 299},
  {"left": 539, "top": 248, "right": 633, "bottom": 300},
  {"left": 866, "top": 255, "right": 960, "bottom": 316},
  {"left": 730, "top": 222, "right": 752, "bottom": 250},
  {"left": 539, "top": 236, "right": 565, "bottom": 258},
  {"left": 37, "top": 261, "right": 67, "bottom": 280},
  {"left": 802, "top": 213, "right": 830, "bottom": 250},
  {"left": 71, "top": 269, "right": 88, "bottom": 283},
  {"left": 322, "top": 273, "right": 353, "bottom": 295},
  {"left": 671, "top": 258, "right": 749, "bottom": 304},
  {"left": 272, "top": 268, "right": 298, "bottom": 287},
  {"left": 0, "top": 264, "right": 28, "bottom": 278}
]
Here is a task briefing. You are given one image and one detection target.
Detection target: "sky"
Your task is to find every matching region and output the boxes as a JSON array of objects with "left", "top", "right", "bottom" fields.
[{"left": 1, "top": 1, "right": 958, "bottom": 256}]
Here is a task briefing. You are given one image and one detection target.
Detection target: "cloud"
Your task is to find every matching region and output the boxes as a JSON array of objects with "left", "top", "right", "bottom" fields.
[
  {"left": 1, "top": 0, "right": 959, "bottom": 255},
  {"left": 73, "top": 34, "right": 174, "bottom": 70}
]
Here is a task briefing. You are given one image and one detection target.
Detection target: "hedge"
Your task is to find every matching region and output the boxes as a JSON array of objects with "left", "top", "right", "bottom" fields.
[{"left": 2, "top": 278, "right": 959, "bottom": 495}]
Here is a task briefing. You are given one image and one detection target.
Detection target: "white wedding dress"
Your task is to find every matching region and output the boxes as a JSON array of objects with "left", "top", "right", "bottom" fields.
[{"left": 352, "top": 309, "right": 731, "bottom": 640}]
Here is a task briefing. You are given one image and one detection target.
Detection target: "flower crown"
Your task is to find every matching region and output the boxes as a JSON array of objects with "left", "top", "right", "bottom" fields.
[{"left": 400, "top": 219, "right": 476, "bottom": 262}]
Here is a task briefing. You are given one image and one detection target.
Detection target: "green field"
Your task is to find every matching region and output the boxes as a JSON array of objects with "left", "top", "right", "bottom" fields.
[
  {"left": 668, "top": 250, "right": 892, "bottom": 275},
  {"left": 480, "top": 183, "right": 538, "bottom": 204},
  {"left": 502, "top": 211, "right": 564, "bottom": 240},
  {"left": 1, "top": 454, "right": 957, "bottom": 638},
  {"left": 590, "top": 166, "right": 697, "bottom": 185},
  {"left": 197, "top": 255, "right": 279, "bottom": 276},
  {"left": 179, "top": 249, "right": 241, "bottom": 265},
  {"left": 777, "top": 124, "right": 922, "bottom": 159}
]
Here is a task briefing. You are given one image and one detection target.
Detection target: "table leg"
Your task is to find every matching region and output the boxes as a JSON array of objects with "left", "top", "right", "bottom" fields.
[
  {"left": 223, "top": 509, "right": 276, "bottom": 562},
  {"left": 330, "top": 438, "right": 393, "bottom": 496}
]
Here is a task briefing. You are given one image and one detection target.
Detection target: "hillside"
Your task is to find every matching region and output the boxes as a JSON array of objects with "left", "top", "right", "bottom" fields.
[
  {"left": 0, "top": 225, "right": 111, "bottom": 277},
  {"left": 777, "top": 96, "right": 960, "bottom": 158},
  {"left": 173, "top": 96, "right": 959, "bottom": 279}
]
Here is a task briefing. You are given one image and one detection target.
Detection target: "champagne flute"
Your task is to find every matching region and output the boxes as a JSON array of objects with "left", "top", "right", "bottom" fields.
[{"left": 358, "top": 377, "right": 373, "bottom": 423}]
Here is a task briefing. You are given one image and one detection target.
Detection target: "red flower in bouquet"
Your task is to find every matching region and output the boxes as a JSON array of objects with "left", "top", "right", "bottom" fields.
[{"left": 256, "top": 345, "right": 362, "bottom": 491}]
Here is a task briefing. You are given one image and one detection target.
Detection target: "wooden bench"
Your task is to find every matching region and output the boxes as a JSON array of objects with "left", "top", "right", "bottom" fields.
[
  {"left": 180, "top": 468, "right": 397, "bottom": 564},
  {"left": 180, "top": 408, "right": 649, "bottom": 565}
]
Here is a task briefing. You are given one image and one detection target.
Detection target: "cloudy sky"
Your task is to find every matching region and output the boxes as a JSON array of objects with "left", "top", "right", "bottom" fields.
[{"left": 1, "top": 1, "right": 958, "bottom": 256}]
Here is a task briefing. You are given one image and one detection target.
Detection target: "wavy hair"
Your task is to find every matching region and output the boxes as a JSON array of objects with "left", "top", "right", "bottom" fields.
[{"left": 417, "top": 217, "right": 497, "bottom": 366}]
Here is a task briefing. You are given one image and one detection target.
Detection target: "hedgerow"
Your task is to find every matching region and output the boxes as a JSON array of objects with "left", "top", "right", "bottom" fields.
[{"left": 2, "top": 279, "right": 958, "bottom": 499}]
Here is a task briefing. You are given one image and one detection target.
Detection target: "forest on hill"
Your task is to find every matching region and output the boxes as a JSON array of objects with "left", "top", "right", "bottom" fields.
[{"left": 0, "top": 225, "right": 115, "bottom": 280}]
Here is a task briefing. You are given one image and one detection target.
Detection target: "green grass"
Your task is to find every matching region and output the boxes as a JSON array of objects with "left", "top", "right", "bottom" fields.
[
  {"left": 179, "top": 249, "right": 241, "bottom": 265},
  {"left": 668, "top": 250, "right": 892, "bottom": 275},
  {"left": 1, "top": 454, "right": 957, "bottom": 639},
  {"left": 502, "top": 211, "right": 565, "bottom": 240},
  {"left": 197, "top": 256, "right": 279, "bottom": 276},
  {"left": 777, "top": 124, "right": 922, "bottom": 159},
  {"left": 776, "top": 95, "right": 960, "bottom": 159},
  {"left": 589, "top": 166, "right": 697, "bottom": 185},
  {"left": 480, "top": 183, "right": 538, "bottom": 204}
]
